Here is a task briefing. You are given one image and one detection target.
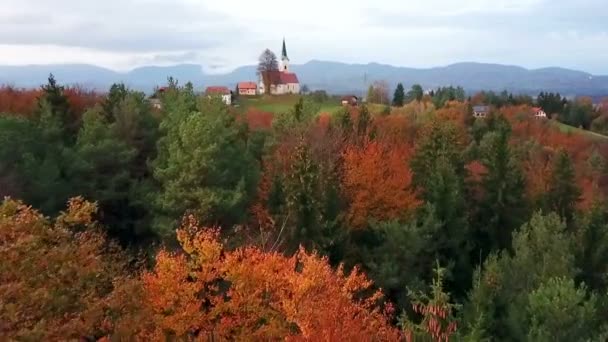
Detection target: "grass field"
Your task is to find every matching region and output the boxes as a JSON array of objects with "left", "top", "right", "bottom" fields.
[
  {"left": 552, "top": 120, "right": 608, "bottom": 140},
  {"left": 235, "top": 94, "right": 342, "bottom": 116}
]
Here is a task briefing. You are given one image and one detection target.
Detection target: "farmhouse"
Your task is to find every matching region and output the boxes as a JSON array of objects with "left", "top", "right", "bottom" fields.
[
  {"left": 205, "top": 86, "right": 232, "bottom": 105},
  {"left": 473, "top": 105, "right": 490, "bottom": 118},
  {"left": 238, "top": 82, "right": 257, "bottom": 96},
  {"left": 532, "top": 107, "right": 547, "bottom": 118},
  {"left": 341, "top": 95, "right": 359, "bottom": 106},
  {"left": 259, "top": 39, "right": 300, "bottom": 95}
]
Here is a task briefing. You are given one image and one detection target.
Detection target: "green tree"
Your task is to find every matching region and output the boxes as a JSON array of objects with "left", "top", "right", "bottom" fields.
[
  {"left": 66, "top": 108, "right": 145, "bottom": 244},
  {"left": 576, "top": 203, "right": 608, "bottom": 292},
  {"left": 407, "top": 84, "right": 424, "bottom": 103},
  {"left": 392, "top": 83, "right": 405, "bottom": 106},
  {"left": 152, "top": 97, "right": 259, "bottom": 237},
  {"left": 102, "top": 83, "right": 129, "bottom": 121},
  {"left": 357, "top": 104, "right": 371, "bottom": 137},
  {"left": 463, "top": 213, "right": 577, "bottom": 340},
  {"left": 475, "top": 124, "right": 527, "bottom": 253},
  {"left": 37, "top": 74, "right": 75, "bottom": 140},
  {"left": 526, "top": 278, "right": 598, "bottom": 342},
  {"left": 545, "top": 149, "right": 581, "bottom": 227}
]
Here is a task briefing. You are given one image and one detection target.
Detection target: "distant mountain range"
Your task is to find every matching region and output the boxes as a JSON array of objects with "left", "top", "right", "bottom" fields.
[{"left": 1, "top": 61, "right": 608, "bottom": 97}]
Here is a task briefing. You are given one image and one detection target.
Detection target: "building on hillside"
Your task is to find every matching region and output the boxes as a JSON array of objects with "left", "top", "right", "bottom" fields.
[
  {"left": 532, "top": 107, "right": 547, "bottom": 119},
  {"left": 149, "top": 98, "right": 162, "bottom": 109},
  {"left": 148, "top": 86, "right": 167, "bottom": 109},
  {"left": 205, "top": 86, "right": 232, "bottom": 105},
  {"left": 238, "top": 82, "right": 258, "bottom": 96},
  {"left": 341, "top": 95, "right": 359, "bottom": 106},
  {"left": 258, "top": 38, "right": 300, "bottom": 95},
  {"left": 473, "top": 105, "right": 490, "bottom": 118}
]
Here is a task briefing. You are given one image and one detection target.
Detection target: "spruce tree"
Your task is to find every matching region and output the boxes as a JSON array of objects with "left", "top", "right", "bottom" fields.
[
  {"left": 152, "top": 97, "right": 259, "bottom": 237},
  {"left": 545, "top": 149, "right": 581, "bottom": 227},
  {"left": 392, "top": 83, "right": 405, "bottom": 107},
  {"left": 475, "top": 124, "right": 528, "bottom": 253}
]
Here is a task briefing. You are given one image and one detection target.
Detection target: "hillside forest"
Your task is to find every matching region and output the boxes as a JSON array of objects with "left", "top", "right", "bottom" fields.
[{"left": 1, "top": 76, "right": 608, "bottom": 341}]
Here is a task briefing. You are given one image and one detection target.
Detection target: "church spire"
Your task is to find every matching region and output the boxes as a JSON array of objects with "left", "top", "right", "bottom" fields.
[{"left": 281, "top": 37, "right": 288, "bottom": 60}]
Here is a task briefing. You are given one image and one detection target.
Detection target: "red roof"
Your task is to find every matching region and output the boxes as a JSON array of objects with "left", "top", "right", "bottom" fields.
[
  {"left": 262, "top": 71, "right": 299, "bottom": 85},
  {"left": 205, "top": 86, "right": 231, "bottom": 95},
  {"left": 238, "top": 82, "right": 257, "bottom": 90},
  {"left": 532, "top": 107, "right": 544, "bottom": 112}
]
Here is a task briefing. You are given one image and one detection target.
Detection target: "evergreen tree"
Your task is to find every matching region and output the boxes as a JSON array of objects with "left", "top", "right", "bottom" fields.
[
  {"left": 392, "top": 83, "right": 405, "bottom": 106},
  {"left": 338, "top": 106, "right": 353, "bottom": 134},
  {"left": 37, "top": 74, "right": 75, "bottom": 140},
  {"left": 576, "top": 203, "right": 608, "bottom": 291},
  {"left": 475, "top": 124, "right": 527, "bottom": 253},
  {"left": 526, "top": 278, "right": 598, "bottom": 342},
  {"left": 357, "top": 104, "right": 371, "bottom": 137},
  {"left": 545, "top": 149, "right": 581, "bottom": 227},
  {"left": 66, "top": 108, "right": 149, "bottom": 244},
  {"left": 464, "top": 213, "right": 578, "bottom": 341},
  {"left": 366, "top": 85, "right": 375, "bottom": 103},
  {"left": 152, "top": 97, "right": 259, "bottom": 237},
  {"left": 407, "top": 84, "right": 424, "bottom": 103},
  {"left": 102, "top": 83, "right": 128, "bottom": 121}
]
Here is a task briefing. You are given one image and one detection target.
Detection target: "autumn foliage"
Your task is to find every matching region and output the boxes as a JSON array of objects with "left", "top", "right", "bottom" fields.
[
  {"left": 342, "top": 138, "right": 421, "bottom": 228},
  {"left": 138, "top": 215, "right": 401, "bottom": 340},
  {"left": 0, "top": 197, "right": 131, "bottom": 340}
]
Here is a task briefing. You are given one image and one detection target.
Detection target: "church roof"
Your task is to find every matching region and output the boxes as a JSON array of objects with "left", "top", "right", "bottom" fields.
[{"left": 262, "top": 70, "right": 299, "bottom": 85}]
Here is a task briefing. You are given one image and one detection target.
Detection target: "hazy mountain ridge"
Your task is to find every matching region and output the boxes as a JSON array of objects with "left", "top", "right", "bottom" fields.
[{"left": 1, "top": 61, "right": 607, "bottom": 97}]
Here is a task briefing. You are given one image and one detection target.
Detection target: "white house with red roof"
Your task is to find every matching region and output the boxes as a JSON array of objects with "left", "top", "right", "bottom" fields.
[
  {"left": 532, "top": 106, "right": 547, "bottom": 118},
  {"left": 259, "top": 39, "right": 300, "bottom": 95},
  {"left": 237, "top": 82, "right": 257, "bottom": 96},
  {"left": 205, "top": 86, "right": 232, "bottom": 105}
]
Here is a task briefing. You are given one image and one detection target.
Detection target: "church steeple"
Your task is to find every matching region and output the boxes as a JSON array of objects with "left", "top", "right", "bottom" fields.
[
  {"left": 281, "top": 37, "right": 289, "bottom": 60},
  {"left": 280, "top": 37, "right": 290, "bottom": 72}
]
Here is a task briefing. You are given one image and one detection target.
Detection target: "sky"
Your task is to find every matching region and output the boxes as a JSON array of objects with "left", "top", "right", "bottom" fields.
[{"left": 0, "top": 0, "right": 607, "bottom": 74}]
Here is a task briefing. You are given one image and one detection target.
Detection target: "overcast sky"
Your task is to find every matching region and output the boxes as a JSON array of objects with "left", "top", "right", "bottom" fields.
[{"left": 0, "top": 0, "right": 606, "bottom": 74}]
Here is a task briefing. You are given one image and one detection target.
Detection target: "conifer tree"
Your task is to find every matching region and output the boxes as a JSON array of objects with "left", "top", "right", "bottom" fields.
[
  {"left": 392, "top": 83, "right": 405, "bottom": 107},
  {"left": 545, "top": 149, "right": 581, "bottom": 227}
]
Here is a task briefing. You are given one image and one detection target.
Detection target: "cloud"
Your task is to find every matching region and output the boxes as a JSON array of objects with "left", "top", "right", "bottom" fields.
[{"left": 0, "top": 0, "right": 606, "bottom": 74}]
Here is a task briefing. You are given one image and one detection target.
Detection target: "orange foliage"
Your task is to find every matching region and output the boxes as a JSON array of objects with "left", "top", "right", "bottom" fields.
[
  {"left": 436, "top": 100, "right": 469, "bottom": 127},
  {"left": 0, "top": 197, "right": 132, "bottom": 340},
  {"left": 139, "top": 216, "right": 400, "bottom": 340},
  {"left": 0, "top": 86, "right": 41, "bottom": 117},
  {"left": 244, "top": 108, "right": 274, "bottom": 130},
  {"left": 342, "top": 139, "right": 421, "bottom": 228}
]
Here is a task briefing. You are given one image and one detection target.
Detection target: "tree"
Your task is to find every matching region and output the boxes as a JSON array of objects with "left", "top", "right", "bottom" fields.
[
  {"left": 102, "top": 83, "right": 128, "bottom": 121},
  {"left": 407, "top": 84, "right": 424, "bottom": 103},
  {"left": 357, "top": 104, "right": 371, "bottom": 138},
  {"left": 37, "top": 74, "right": 75, "bottom": 140},
  {"left": 257, "top": 49, "right": 279, "bottom": 95},
  {"left": 474, "top": 123, "right": 528, "bottom": 253},
  {"left": 545, "top": 149, "right": 581, "bottom": 226},
  {"left": 576, "top": 203, "right": 608, "bottom": 291},
  {"left": 342, "top": 139, "right": 420, "bottom": 229},
  {"left": 526, "top": 278, "right": 598, "bottom": 342},
  {"left": 139, "top": 219, "right": 400, "bottom": 340},
  {"left": 66, "top": 107, "right": 149, "bottom": 245},
  {"left": 463, "top": 213, "right": 578, "bottom": 340},
  {"left": 393, "top": 83, "right": 405, "bottom": 106},
  {"left": 0, "top": 197, "right": 132, "bottom": 340},
  {"left": 152, "top": 97, "right": 259, "bottom": 237},
  {"left": 367, "top": 80, "right": 390, "bottom": 104}
]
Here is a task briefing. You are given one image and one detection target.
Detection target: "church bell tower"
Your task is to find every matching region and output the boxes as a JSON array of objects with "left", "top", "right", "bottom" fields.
[{"left": 280, "top": 38, "right": 290, "bottom": 72}]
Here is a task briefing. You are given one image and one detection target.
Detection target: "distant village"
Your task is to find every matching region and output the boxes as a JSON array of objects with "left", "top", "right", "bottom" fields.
[{"left": 146, "top": 39, "right": 606, "bottom": 122}]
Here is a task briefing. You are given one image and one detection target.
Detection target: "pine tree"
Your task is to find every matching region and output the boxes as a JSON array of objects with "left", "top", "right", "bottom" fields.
[
  {"left": 152, "top": 97, "right": 259, "bottom": 237},
  {"left": 475, "top": 124, "right": 528, "bottom": 253},
  {"left": 357, "top": 104, "right": 371, "bottom": 137},
  {"left": 392, "top": 83, "right": 405, "bottom": 107},
  {"left": 37, "top": 74, "right": 74, "bottom": 140},
  {"left": 67, "top": 107, "right": 144, "bottom": 244},
  {"left": 545, "top": 149, "right": 581, "bottom": 227},
  {"left": 576, "top": 203, "right": 608, "bottom": 291}
]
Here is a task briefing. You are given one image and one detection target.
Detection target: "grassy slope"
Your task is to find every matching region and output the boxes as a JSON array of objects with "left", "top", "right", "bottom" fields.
[
  {"left": 552, "top": 121, "right": 608, "bottom": 141},
  {"left": 235, "top": 95, "right": 342, "bottom": 116}
]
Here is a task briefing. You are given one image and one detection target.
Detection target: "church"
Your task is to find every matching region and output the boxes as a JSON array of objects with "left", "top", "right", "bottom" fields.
[{"left": 259, "top": 39, "right": 301, "bottom": 95}]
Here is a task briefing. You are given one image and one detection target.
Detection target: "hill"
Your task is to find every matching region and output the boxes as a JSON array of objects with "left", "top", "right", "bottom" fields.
[{"left": 1, "top": 61, "right": 608, "bottom": 97}]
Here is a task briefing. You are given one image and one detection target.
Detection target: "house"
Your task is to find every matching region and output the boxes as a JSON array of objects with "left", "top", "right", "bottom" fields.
[
  {"left": 341, "top": 95, "right": 358, "bottom": 106},
  {"left": 205, "top": 86, "right": 232, "bottom": 105},
  {"left": 238, "top": 82, "right": 257, "bottom": 96},
  {"left": 532, "top": 107, "right": 547, "bottom": 118},
  {"left": 473, "top": 105, "right": 490, "bottom": 118},
  {"left": 149, "top": 98, "right": 162, "bottom": 109},
  {"left": 258, "top": 38, "right": 301, "bottom": 95}
]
